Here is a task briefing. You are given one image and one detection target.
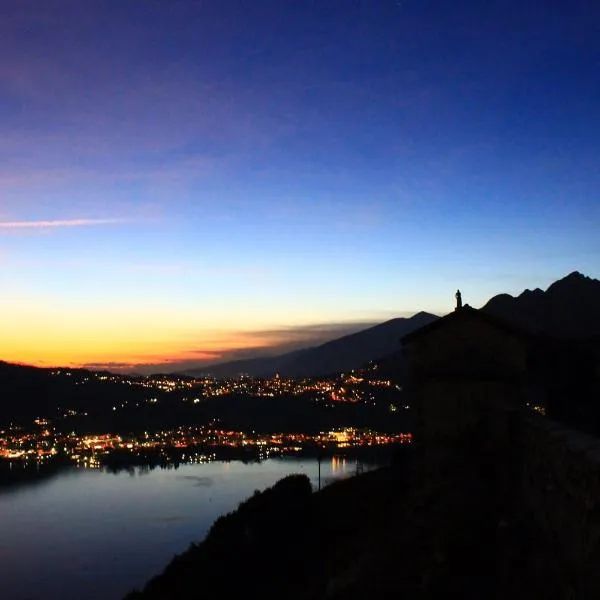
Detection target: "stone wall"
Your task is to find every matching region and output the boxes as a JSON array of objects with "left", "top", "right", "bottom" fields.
[
  {"left": 519, "top": 413, "right": 600, "bottom": 595},
  {"left": 406, "top": 316, "right": 527, "bottom": 380}
]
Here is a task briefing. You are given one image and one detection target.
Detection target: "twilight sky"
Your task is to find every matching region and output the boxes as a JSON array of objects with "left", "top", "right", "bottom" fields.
[{"left": 1, "top": 0, "right": 599, "bottom": 372}]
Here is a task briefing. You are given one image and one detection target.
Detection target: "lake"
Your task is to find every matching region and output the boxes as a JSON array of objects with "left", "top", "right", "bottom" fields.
[{"left": 0, "top": 456, "right": 372, "bottom": 600}]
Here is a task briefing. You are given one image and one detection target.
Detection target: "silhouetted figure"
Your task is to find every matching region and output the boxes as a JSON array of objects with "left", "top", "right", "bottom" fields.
[{"left": 455, "top": 289, "right": 462, "bottom": 311}]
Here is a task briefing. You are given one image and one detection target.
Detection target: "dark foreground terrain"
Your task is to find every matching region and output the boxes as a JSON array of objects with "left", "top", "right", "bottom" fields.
[{"left": 125, "top": 452, "right": 563, "bottom": 600}]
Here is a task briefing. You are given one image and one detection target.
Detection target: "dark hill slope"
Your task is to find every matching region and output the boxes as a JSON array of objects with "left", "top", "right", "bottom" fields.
[
  {"left": 183, "top": 349, "right": 308, "bottom": 379},
  {"left": 279, "top": 311, "right": 439, "bottom": 377},
  {"left": 188, "top": 312, "right": 439, "bottom": 378},
  {"left": 125, "top": 463, "right": 562, "bottom": 600}
]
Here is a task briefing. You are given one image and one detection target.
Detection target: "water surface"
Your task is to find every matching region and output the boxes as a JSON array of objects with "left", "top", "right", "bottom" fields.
[{"left": 0, "top": 457, "right": 366, "bottom": 600}]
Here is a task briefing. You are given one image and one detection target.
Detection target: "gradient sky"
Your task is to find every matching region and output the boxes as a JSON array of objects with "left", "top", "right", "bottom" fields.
[{"left": 1, "top": 0, "right": 599, "bottom": 372}]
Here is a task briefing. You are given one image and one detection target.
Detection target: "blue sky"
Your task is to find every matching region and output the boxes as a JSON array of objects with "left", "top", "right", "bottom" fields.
[{"left": 1, "top": 0, "right": 599, "bottom": 370}]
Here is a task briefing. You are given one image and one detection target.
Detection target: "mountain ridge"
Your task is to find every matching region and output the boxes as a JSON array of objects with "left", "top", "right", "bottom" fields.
[
  {"left": 2, "top": 272, "right": 599, "bottom": 380},
  {"left": 189, "top": 271, "right": 600, "bottom": 378},
  {"left": 183, "top": 312, "right": 440, "bottom": 378},
  {"left": 482, "top": 271, "right": 600, "bottom": 338}
]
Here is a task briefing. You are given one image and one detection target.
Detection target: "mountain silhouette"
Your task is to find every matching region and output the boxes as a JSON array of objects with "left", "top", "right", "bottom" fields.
[
  {"left": 2, "top": 272, "right": 599, "bottom": 385},
  {"left": 190, "top": 272, "right": 600, "bottom": 378},
  {"left": 482, "top": 271, "right": 600, "bottom": 337},
  {"left": 184, "top": 312, "right": 439, "bottom": 378}
]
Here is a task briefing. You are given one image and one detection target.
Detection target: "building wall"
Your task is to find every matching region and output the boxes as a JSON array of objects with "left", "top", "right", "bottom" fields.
[
  {"left": 407, "top": 317, "right": 527, "bottom": 379},
  {"left": 415, "top": 380, "right": 518, "bottom": 456},
  {"left": 405, "top": 314, "right": 600, "bottom": 595},
  {"left": 415, "top": 395, "right": 600, "bottom": 594},
  {"left": 519, "top": 414, "right": 600, "bottom": 595},
  {"left": 406, "top": 316, "right": 527, "bottom": 474}
]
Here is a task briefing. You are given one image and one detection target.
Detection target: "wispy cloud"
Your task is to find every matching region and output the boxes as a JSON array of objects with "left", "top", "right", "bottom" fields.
[
  {"left": 0, "top": 218, "right": 125, "bottom": 230},
  {"left": 78, "top": 320, "right": 387, "bottom": 375},
  {"left": 76, "top": 362, "right": 135, "bottom": 371}
]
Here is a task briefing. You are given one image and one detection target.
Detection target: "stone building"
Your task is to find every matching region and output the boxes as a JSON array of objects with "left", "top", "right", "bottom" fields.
[
  {"left": 402, "top": 304, "right": 528, "bottom": 480},
  {"left": 402, "top": 301, "right": 600, "bottom": 595}
]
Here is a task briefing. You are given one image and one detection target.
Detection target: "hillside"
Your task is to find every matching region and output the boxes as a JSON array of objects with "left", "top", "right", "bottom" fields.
[
  {"left": 0, "top": 362, "right": 149, "bottom": 428},
  {"left": 0, "top": 361, "right": 407, "bottom": 433},
  {"left": 125, "top": 461, "right": 560, "bottom": 600},
  {"left": 185, "top": 312, "right": 439, "bottom": 378}
]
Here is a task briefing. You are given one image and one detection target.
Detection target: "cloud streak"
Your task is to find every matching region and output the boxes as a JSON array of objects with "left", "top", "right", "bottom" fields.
[
  {"left": 0, "top": 218, "right": 125, "bottom": 230},
  {"left": 74, "top": 320, "right": 388, "bottom": 375}
]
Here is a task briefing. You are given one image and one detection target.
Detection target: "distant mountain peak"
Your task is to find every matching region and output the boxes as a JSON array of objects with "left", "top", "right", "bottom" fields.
[
  {"left": 483, "top": 271, "right": 600, "bottom": 338},
  {"left": 547, "top": 271, "right": 596, "bottom": 293},
  {"left": 519, "top": 288, "right": 544, "bottom": 297},
  {"left": 556, "top": 270, "right": 589, "bottom": 284},
  {"left": 565, "top": 270, "right": 586, "bottom": 279},
  {"left": 412, "top": 311, "right": 439, "bottom": 319}
]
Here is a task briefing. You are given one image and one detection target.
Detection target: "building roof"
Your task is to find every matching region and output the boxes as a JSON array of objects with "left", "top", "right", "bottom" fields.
[{"left": 402, "top": 305, "right": 527, "bottom": 344}]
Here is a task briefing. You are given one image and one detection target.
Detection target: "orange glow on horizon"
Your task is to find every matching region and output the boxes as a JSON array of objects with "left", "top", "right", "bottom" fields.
[
  {"left": 0, "top": 314, "right": 295, "bottom": 370},
  {"left": 0, "top": 294, "right": 377, "bottom": 370},
  {"left": 0, "top": 333, "right": 278, "bottom": 370}
]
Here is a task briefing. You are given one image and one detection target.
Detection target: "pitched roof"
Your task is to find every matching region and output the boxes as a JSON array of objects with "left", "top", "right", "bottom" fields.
[{"left": 401, "top": 305, "right": 527, "bottom": 344}]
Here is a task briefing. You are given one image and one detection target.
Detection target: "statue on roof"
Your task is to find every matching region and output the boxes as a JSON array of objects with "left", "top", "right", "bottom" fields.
[{"left": 455, "top": 289, "right": 462, "bottom": 311}]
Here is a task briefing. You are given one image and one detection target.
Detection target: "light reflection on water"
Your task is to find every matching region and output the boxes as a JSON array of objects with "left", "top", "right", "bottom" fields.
[{"left": 0, "top": 457, "right": 376, "bottom": 600}]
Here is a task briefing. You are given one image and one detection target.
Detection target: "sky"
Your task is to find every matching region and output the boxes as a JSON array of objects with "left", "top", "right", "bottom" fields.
[{"left": 1, "top": 0, "right": 599, "bottom": 372}]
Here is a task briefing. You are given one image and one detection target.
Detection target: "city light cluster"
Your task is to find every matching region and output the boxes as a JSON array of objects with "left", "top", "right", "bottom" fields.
[
  {"left": 0, "top": 424, "right": 411, "bottom": 466},
  {"left": 48, "top": 367, "right": 398, "bottom": 405}
]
